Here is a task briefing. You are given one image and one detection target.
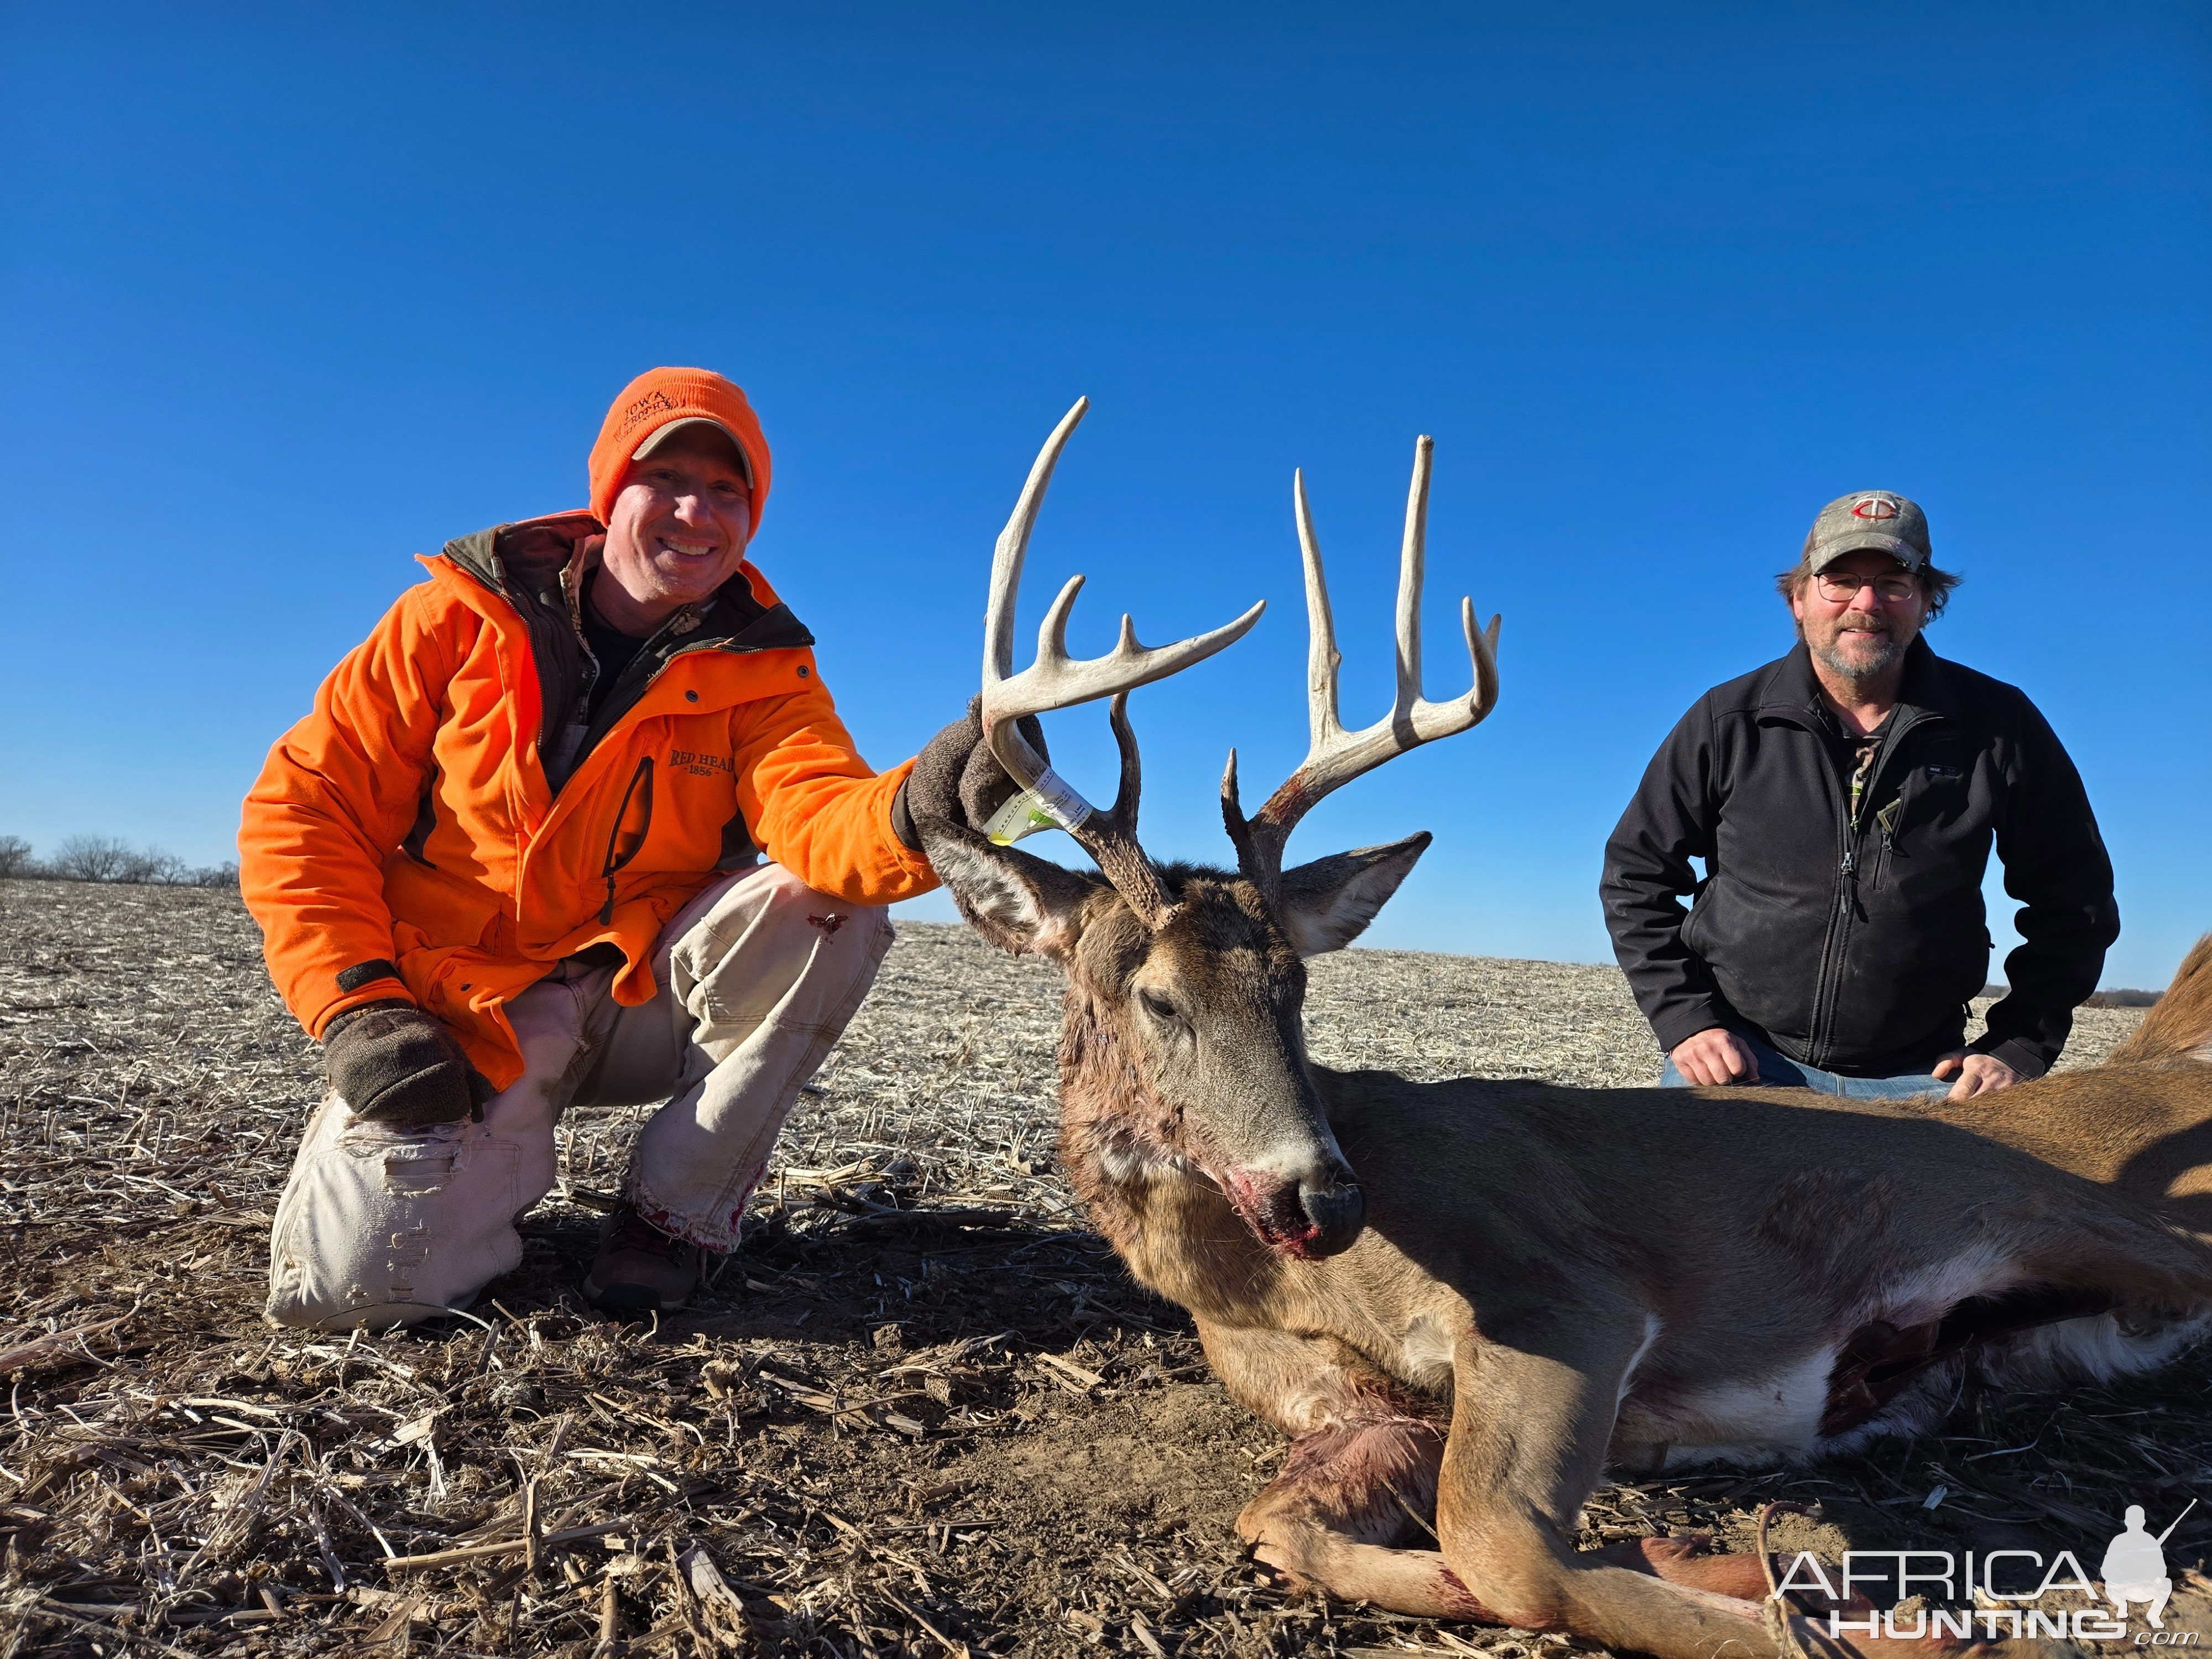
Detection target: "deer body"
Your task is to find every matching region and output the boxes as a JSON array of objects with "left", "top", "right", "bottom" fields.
[
  {"left": 919, "top": 404, "right": 2212, "bottom": 1655},
  {"left": 1076, "top": 1041, "right": 2212, "bottom": 1464},
  {"left": 1053, "top": 917, "right": 2212, "bottom": 1651}
]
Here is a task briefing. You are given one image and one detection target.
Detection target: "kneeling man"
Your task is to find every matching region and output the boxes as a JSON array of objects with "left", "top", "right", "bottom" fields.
[
  {"left": 242, "top": 368, "right": 1012, "bottom": 1325},
  {"left": 1601, "top": 491, "right": 2117, "bottom": 1102}
]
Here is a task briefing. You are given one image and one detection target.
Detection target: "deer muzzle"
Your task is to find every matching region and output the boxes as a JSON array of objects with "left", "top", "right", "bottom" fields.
[
  {"left": 1297, "top": 1178, "right": 1366, "bottom": 1258},
  {"left": 1223, "top": 1162, "right": 1367, "bottom": 1260}
]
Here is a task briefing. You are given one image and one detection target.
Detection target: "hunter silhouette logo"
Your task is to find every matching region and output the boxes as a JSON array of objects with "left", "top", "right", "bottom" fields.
[
  {"left": 2106, "top": 1500, "right": 2196, "bottom": 1630},
  {"left": 1851, "top": 495, "right": 1901, "bottom": 519}
]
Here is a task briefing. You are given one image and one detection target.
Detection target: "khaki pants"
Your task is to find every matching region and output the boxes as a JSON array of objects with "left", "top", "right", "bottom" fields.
[{"left": 264, "top": 864, "right": 893, "bottom": 1329}]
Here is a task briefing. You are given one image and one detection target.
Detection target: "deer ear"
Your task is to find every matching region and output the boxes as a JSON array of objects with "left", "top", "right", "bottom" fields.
[
  {"left": 917, "top": 819, "right": 1094, "bottom": 958},
  {"left": 1275, "top": 832, "right": 1431, "bottom": 957}
]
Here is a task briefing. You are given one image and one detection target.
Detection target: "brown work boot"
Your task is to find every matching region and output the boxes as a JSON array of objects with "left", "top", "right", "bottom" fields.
[{"left": 581, "top": 1204, "right": 702, "bottom": 1316}]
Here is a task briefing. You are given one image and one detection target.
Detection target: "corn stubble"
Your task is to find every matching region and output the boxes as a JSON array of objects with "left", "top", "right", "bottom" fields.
[{"left": 0, "top": 880, "right": 2180, "bottom": 1656}]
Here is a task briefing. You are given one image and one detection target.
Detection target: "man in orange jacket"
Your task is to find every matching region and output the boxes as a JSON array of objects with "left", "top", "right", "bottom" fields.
[{"left": 242, "top": 368, "right": 1024, "bottom": 1326}]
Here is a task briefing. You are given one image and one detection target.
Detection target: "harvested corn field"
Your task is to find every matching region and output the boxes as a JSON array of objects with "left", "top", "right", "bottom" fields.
[{"left": 0, "top": 878, "right": 2197, "bottom": 1657}]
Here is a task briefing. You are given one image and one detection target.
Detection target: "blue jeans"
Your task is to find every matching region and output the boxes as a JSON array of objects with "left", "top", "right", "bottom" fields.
[{"left": 1658, "top": 1030, "right": 1948, "bottom": 1100}]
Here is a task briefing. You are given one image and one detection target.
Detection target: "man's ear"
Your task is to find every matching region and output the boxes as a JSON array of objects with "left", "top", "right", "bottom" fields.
[
  {"left": 917, "top": 818, "right": 1094, "bottom": 958},
  {"left": 1275, "top": 832, "right": 1431, "bottom": 957}
]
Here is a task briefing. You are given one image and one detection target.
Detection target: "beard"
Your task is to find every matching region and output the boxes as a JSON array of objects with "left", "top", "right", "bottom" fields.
[{"left": 1809, "top": 619, "right": 1906, "bottom": 682}]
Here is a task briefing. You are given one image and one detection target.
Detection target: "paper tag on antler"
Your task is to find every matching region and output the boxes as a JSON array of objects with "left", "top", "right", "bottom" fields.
[{"left": 984, "top": 768, "right": 1095, "bottom": 845}]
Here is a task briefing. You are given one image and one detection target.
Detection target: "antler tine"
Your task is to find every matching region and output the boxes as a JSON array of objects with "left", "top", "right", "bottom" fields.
[
  {"left": 1226, "top": 435, "right": 1503, "bottom": 899},
  {"left": 980, "top": 403, "right": 1265, "bottom": 791},
  {"left": 985, "top": 398, "right": 1089, "bottom": 689},
  {"left": 984, "top": 578, "right": 1267, "bottom": 792},
  {"left": 976, "top": 401, "right": 1268, "bottom": 930},
  {"left": 1062, "top": 691, "right": 1175, "bottom": 924},
  {"left": 1294, "top": 467, "right": 1349, "bottom": 755},
  {"left": 1394, "top": 437, "right": 1429, "bottom": 717}
]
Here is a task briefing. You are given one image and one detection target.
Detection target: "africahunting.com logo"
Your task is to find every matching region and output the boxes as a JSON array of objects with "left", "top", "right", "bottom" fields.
[{"left": 1770, "top": 1500, "right": 2199, "bottom": 1644}]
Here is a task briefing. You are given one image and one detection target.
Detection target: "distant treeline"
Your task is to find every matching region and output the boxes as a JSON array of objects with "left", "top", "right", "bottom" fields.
[
  {"left": 0, "top": 843, "right": 2173, "bottom": 1008},
  {"left": 1981, "top": 980, "right": 2161, "bottom": 1009},
  {"left": 0, "top": 835, "right": 238, "bottom": 889}
]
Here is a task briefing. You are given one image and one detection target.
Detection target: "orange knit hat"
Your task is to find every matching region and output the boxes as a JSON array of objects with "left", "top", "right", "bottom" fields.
[{"left": 587, "top": 367, "right": 773, "bottom": 530}]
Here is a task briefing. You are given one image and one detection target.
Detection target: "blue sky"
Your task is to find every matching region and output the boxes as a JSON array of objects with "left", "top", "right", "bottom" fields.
[{"left": 3, "top": 4, "right": 2206, "bottom": 989}]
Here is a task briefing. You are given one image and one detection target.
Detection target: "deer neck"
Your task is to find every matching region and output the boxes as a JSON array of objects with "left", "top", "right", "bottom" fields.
[{"left": 1054, "top": 982, "right": 1283, "bottom": 1321}]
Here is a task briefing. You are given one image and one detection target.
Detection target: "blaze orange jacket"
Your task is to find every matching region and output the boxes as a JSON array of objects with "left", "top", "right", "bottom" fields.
[{"left": 240, "top": 512, "right": 937, "bottom": 1089}]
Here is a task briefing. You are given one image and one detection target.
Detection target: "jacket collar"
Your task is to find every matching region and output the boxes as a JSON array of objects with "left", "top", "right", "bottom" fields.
[
  {"left": 1756, "top": 637, "right": 1958, "bottom": 733},
  {"left": 440, "top": 512, "right": 815, "bottom": 654}
]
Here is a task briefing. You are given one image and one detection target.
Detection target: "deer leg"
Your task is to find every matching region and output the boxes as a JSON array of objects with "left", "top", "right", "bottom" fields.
[
  {"left": 1430, "top": 1316, "right": 2024, "bottom": 1659},
  {"left": 1196, "top": 1321, "right": 1490, "bottom": 1619},
  {"left": 1592, "top": 1535, "right": 1877, "bottom": 1620},
  {"left": 1240, "top": 1412, "right": 1490, "bottom": 1619},
  {"left": 1431, "top": 1308, "right": 1798, "bottom": 1659}
]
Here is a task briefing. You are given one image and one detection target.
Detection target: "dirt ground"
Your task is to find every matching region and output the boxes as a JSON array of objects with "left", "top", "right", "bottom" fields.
[{"left": 1, "top": 879, "right": 2199, "bottom": 1657}]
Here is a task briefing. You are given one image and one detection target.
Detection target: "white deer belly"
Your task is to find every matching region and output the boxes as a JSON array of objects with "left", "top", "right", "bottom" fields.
[
  {"left": 1607, "top": 1251, "right": 2025, "bottom": 1470},
  {"left": 1611, "top": 1347, "right": 1837, "bottom": 1472},
  {"left": 1605, "top": 1246, "right": 2211, "bottom": 1473}
]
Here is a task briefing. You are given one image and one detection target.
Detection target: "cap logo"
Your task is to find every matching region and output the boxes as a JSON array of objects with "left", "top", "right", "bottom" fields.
[
  {"left": 619, "top": 389, "right": 679, "bottom": 435},
  {"left": 1851, "top": 497, "right": 1900, "bottom": 520}
]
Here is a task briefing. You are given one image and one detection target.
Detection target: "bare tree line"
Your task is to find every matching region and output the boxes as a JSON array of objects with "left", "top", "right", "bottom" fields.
[
  {"left": 0, "top": 834, "right": 237, "bottom": 889},
  {"left": 0, "top": 832, "right": 2161, "bottom": 998}
]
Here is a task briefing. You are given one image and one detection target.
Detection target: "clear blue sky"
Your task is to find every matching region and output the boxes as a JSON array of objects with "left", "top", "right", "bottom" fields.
[{"left": 4, "top": 4, "right": 2206, "bottom": 989}]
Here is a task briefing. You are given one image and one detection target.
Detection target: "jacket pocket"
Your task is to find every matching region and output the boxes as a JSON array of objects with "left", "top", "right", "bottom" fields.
[
  {"left": 1869, "top": 796, "right": 1903, "bottom": 892},
  {"left": 598, "top": 757, "right": 656, "bottom": 924},
  {"left": 1679, "top": 879, "right": 1710, "bottom": 956}
]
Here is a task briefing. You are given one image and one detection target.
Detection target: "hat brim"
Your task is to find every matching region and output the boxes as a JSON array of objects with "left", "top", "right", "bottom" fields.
[
  {"left": 1807, "top": 534, "right": 1925, "bottom": 573},
  {"left": 632, "top": 417, "right": 755, "bottom": 486}
]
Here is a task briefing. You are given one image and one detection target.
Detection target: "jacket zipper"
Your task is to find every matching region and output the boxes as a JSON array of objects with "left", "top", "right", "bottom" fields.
[
  {"left": 524, "top": 591, "right": 784, "bottom": 924},
  {"left": 572, "top": 603, "right": 708, "bottom": 773},
  {"left": 545, "top": 564, "right": 602, "bottom": 784},
  {"left": 1804, "top": 714, "right": 1927, "bottom": 1067},
  {"left": 1805, "top": 770, "right": 1859, "bottom": 1071},
  {"left": 477, "top": 546, "right": 817, "bottom": 945},
  {"left": 597, "top": 755, "right": 656, "bottom": 924},
  {"left": 551, "top": 570, "right": 707, "bottom": 784}
]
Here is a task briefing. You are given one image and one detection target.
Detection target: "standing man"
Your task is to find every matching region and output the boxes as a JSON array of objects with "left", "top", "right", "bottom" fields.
[
  {"left": 1601, "top": 490, "right": 2118, "bottom": 1101},
  {"left": 242, "top": 367, "right": 1023, "bottom": 1326}
]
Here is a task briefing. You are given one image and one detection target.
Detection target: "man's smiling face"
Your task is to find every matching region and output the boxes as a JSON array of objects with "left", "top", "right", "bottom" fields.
[
  {"left": 1791, "top": 549, "right": 1928, "bottom": 683},
  {"left": 599, "top": 426, "right": 755, "bottom": 625}
]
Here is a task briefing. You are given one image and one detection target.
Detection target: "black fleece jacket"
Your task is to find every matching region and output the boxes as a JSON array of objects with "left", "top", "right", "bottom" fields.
[{"left": 1601, "top": 639, "right": 2117, "bottom": 1079}]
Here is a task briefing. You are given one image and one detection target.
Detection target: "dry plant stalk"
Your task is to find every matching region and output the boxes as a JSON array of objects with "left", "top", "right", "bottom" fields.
[{"left": 0, "top": 880, "right": 2180, "bottom": 1656}]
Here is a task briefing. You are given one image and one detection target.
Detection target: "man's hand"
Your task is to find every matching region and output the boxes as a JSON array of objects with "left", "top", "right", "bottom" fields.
[
  {"left": 892, "top": 699, "right": 1050, "bottom": 850},
  {"left": 1669, "top": 1027, "right": 1759, "bottom": 1087},
  {"left": 1932, "top": 1051, "right": 2022, "bottom": 1103},
  {"left": 323, "top": 1001, "right": 494, "bottom": 1126}
]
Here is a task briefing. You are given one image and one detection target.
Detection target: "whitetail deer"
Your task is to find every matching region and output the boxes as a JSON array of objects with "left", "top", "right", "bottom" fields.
[{"left": 912, "top": 401, "right": 2212, "bottom": 1659}]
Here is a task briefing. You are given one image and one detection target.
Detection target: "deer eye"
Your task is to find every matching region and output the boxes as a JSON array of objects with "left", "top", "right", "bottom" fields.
[{"left": 1138, "top": 989, "right": 1181, "bottom": 1024}]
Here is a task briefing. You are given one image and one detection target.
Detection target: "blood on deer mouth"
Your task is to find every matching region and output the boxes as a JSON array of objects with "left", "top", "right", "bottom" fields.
[{"left": 1221, "top": 1167, "right": 1327, "bottom": 1259}]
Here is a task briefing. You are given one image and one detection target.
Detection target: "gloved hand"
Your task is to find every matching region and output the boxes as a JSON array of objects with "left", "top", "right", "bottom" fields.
[
  {"left": 322, "top": 1001, "right": 496, "bottom": 1126},
  {"left": 892, "top": 698, "right": 1050, "bottom": 851}
]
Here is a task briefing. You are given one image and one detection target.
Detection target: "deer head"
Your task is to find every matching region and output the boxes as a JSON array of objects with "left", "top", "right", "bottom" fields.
[{"left": 915, "top": 400, "right": 1500, "bottom": 1261}]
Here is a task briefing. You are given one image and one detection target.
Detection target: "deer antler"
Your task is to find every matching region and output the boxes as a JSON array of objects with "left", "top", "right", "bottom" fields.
[
  {"left": 979, "top": 398, "right": 1267, "bottom": 930},
  {"left": 1222, "top": 435, "right": 1501, "bottom": 900}
]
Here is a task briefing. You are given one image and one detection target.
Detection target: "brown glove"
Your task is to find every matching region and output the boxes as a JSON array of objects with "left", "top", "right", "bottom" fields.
[
  {"left": 322, "top": 1001, "right": 495, "bottom": 1126},
  {"left": 891, "top": 699, "right": 1050, "bottom": 850}
]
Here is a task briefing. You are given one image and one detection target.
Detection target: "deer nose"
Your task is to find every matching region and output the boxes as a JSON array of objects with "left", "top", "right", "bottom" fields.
[{"left": 1298, "top": 1180, "right": 1365, "bottom": 1256}]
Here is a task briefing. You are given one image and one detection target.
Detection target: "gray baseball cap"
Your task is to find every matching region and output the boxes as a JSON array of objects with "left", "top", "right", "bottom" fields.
[{"left": 1801, "top": 490, "right": 1931, "bottom": 573}]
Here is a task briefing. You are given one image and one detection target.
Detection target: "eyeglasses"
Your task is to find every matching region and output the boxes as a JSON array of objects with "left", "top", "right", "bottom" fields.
[{"left": 1814, "top": 571, "right": 1921, "bottom": 604}]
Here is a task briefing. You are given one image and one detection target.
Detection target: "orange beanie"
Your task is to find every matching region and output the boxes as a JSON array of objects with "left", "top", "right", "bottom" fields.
[{"left": 587, "top": 367, "right": 773, "bottom": 530}]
